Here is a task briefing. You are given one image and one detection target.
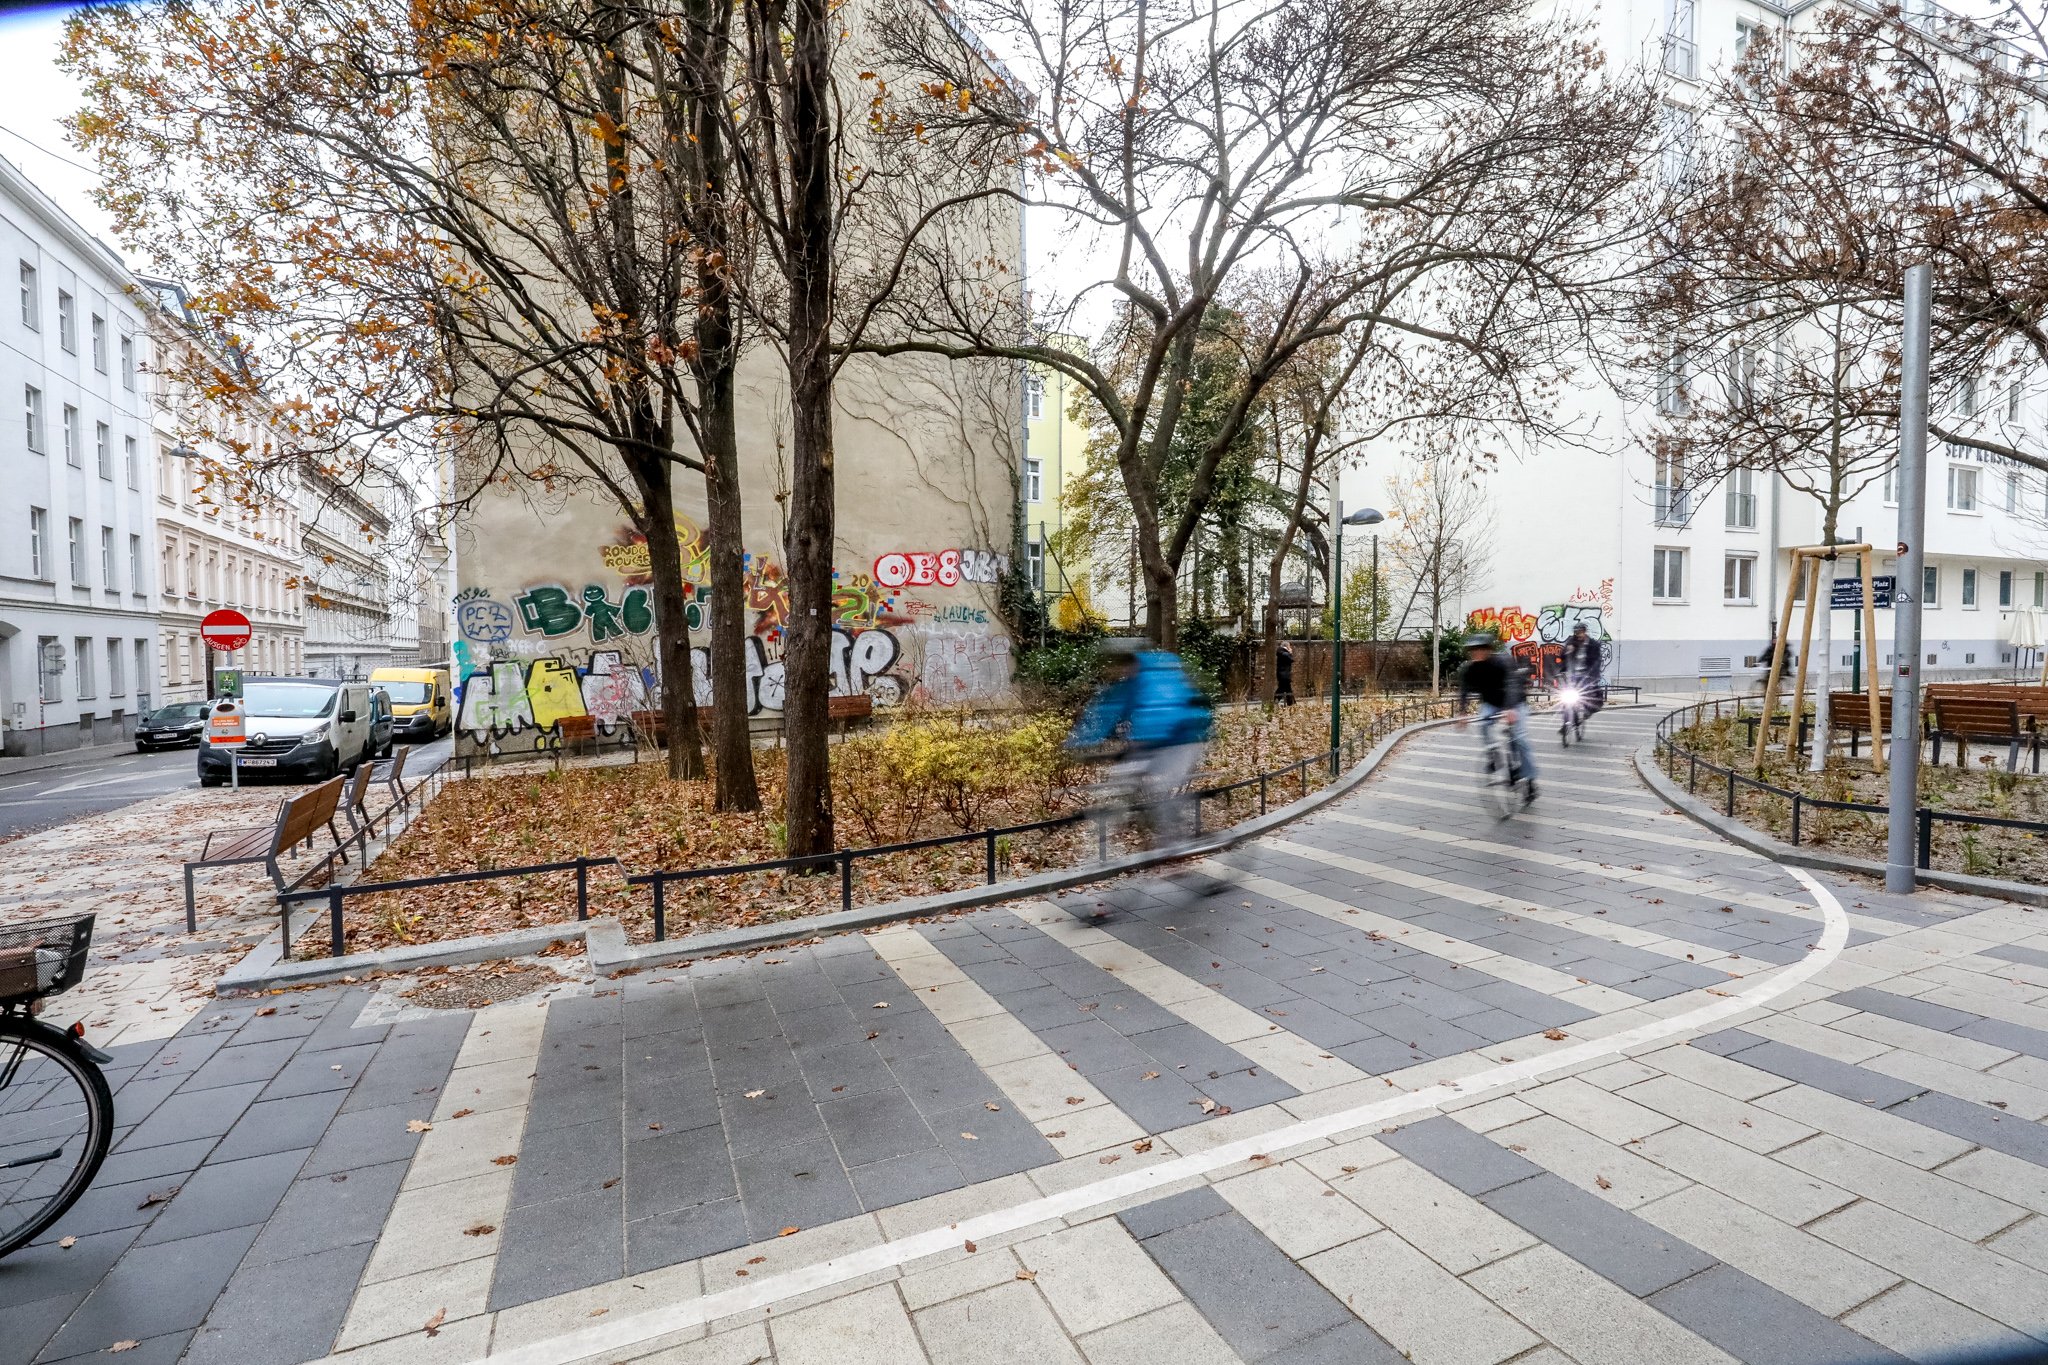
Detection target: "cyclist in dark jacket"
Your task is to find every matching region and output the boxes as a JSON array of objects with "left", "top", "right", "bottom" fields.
[{"left": 1456, "top": 633, "right": 1536, "bottom": 804}]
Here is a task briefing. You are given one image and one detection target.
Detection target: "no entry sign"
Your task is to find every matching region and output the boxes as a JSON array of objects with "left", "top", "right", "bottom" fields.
[{"left": 201, "top": 608, "right": 252, "bottom": 653}]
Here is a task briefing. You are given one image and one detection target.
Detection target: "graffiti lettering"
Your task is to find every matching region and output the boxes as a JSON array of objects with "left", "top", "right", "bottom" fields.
[
  {"left": 457, "top": 597, "right": 514, "bottom": 643},
  {"left": 872, "top": 548, "right": 1009, "bottom": 588},
  {"left": 514, "top": 585, "right": 585, "bottom": 638},
  {"left": 930, "top": 604, "right": 989, "bottom": 626},
  {"left": 1471, "top": 601, "right": 1615, "bottom": 684},
  {"left": 1467, "top": 606, "right": 1538, "bottom": 643},
  {"left": 918, "top": 629, "right": 1012, "bottom": 702}
]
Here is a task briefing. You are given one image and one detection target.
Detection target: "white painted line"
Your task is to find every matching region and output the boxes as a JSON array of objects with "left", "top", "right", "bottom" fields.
[
  {"left": 1366, "top": 788, "right": 1740, "bottom": 854},
  {"left": 450, "top": 867, "right": 1850, "bottom": 1365}
]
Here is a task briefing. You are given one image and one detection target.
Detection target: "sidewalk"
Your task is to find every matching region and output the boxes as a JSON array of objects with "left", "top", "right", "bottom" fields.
[{"left": 8, "top": 706, "right": 2048, "bottom": 1364}]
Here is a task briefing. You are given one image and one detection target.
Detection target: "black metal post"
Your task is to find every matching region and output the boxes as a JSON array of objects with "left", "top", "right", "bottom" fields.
[
  {"left": 841, "top": 854, "right": 855, "bottom": 912},
  {"left": 576, "top": 860, "right": 589, "bottom": 921},
  {"left": 1260, "top": 772, "right": 1268, "bottom": 814},
  {"left": 329, "top": 886, "right": 345, "bottom": 958},
  {"left": 1790, "top": 794, "right": 1803, "bottom": 846},
  {"left": 1917, "top": 808, "right": 1933, "bottom": 869},
  {"left": 1726, "top": 770, "right": 1737, "bottom": 816},
  {"left": 984, "top": 831, "right": 997, "bottom": 884},
  {"left": 653, "top": 877, "right": 667, "bottom": 941}
]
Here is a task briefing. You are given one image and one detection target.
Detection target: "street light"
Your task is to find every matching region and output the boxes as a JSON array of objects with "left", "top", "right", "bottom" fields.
[{"left": 1331, "top": 504, "right": 1385, "bottom": 757}]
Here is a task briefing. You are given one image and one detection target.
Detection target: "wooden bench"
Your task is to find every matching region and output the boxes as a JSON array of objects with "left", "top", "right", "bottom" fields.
[
  {"left": 183, "top": 775, "right": 350, "bottom": 931},
  {"left": 550, "top": 714, "right": 601, "bottom": 761},
  {"left": 372, "top": 743, "right": 412, "bottom": 809},
  {"left": 1929, "top": 696, "right": 2031, "bottom": 771},
  {"left": 1825, "top": 691, "right": 1892, "bottom": 758}
]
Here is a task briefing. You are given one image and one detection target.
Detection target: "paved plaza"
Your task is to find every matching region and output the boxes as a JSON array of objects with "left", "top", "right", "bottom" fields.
[{"left": 6, "top": 708, "right": 2048, "bottom": 1364}]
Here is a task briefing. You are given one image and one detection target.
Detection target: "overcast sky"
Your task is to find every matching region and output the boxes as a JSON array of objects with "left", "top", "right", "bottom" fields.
[{"left": 0, "top": 5, "right": 122, "bottom": 251}]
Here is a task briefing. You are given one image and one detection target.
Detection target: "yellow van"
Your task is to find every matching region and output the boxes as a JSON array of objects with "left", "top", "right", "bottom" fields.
[{"left": 368, "top": 666, "right": 453, "bottom": 742}]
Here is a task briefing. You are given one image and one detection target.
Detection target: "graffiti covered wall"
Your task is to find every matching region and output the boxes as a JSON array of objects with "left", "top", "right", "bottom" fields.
[
  {"left": 1468, "top": 580, "right": 1615, "bottom": 683},
  {"left": 452, "top": 516, "right": 1017, "bottom": 753}
]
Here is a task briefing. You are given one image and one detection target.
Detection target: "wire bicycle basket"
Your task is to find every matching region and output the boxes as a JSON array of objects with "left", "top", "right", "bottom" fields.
[{"left": 0, "top": 914, "right": 96, "bottom": 1006}]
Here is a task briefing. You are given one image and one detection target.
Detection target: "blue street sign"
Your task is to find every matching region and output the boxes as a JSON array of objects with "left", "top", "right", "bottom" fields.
[{"left": 1832, "top": 575, "right": 1895, "bottom": 610}]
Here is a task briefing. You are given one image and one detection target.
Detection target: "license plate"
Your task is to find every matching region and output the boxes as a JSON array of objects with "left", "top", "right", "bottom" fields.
[{"left": 236, "top": 757, "right": 279, "bottom": 767}]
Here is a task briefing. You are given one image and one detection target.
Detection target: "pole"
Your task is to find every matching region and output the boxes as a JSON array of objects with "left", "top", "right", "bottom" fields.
[
  {"left": 1330, "top": 500, "right": 1345, "bottom": 755},
  {"left": 1851, "top": 548, "right": 1863, "bottom": 694},
  {"left": 1860, "top": 543, "right": 1883, "bottom": 773},
  {"left": 1886, "top": 263, "right": 1932, "bottom": 893}
]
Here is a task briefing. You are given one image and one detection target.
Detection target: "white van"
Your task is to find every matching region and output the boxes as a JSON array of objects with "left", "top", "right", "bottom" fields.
[{"left": 199, "top": 677, "right": 375, "bottom": 785}]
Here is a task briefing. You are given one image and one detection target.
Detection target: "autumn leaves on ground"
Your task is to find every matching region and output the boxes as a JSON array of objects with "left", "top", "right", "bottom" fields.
[{"left": 326, "top": 699, "right": 1409, "bottom": 958}]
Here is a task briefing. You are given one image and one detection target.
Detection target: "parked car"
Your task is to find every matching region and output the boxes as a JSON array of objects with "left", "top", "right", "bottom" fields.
[
  {"left": 198, "top": 677, "right": 375, "bottom": 786},
  {"left": 367, "top": 686, "right": 395, "bottom": 760},
  {"left": 367, "top": 666, "right": 452, "bottom": 742},
  {"left": 135, "top": 701, "right": 209, "bottom": 752}
]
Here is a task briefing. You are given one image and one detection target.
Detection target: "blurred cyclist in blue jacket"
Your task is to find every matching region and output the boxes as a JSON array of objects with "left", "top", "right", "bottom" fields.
[{"left": 1067, "top": 639, "right": 1214, "bottom": 849}]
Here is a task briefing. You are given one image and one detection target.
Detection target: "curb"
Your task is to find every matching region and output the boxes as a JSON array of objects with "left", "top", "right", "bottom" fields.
[
  {"left": 216, "top": 710, "right": 1459, "bottom": 992},
  {"left": 1632, "top": 737, "right": 2048, "bottom": 910}
]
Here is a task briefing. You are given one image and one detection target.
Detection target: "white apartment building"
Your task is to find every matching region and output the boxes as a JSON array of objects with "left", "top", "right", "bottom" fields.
[
  {"left": 299, "top": 464, "right": 406, "bottom": 679},
  {"left": 0, "top": 157, "right": 160, "bottom": 755},
  {"left": 1426, "top": 0, "right": 2048, "bottom": 691},
  {"left": 138, "top": 277, "right": 308, "bottom": 701}
]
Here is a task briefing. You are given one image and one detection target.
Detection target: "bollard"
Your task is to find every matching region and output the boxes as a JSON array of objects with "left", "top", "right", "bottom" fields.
[
  {"left": 1917, "top": 809, "right": 1933, "bottom": 870},
  {"left": 1726, "top": 770, "right": 1737, "bottom": 816},
  {"left": 328, "top": 886, "right": 345, "bottom": 959},
  {"left": 841, "top": 853, "right": 855, "bottom": 912},
  {"left": 652, "top": 877, "right": 667, "bottom": 941},
  {"left": 984, "top": 831, "right": 997, "bottom": 884},
  {"left": 1790, "top": 793, "right": 1803, "bottom": 846},
  {"left": 576, "top": 860, "right": 589, "bottom": 920}
]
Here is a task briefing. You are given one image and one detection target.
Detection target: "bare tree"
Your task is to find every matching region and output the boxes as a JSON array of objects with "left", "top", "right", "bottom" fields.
[
  {"left": 1384, "top": 454, "right": 1494, "bottom": 694},
  {"left": 868, "top": 0, "right": 1657, "bottom": 647}
]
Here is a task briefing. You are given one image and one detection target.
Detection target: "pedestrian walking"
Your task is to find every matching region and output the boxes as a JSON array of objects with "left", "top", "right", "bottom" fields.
[{"left": 1274, "top": 641, "right": 1296, "bottom": 706}]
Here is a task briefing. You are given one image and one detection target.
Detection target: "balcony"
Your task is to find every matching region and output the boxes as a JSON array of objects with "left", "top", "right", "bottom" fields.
[{"left": 1663, "top": 34, "right": 1699, "bottom": 81}]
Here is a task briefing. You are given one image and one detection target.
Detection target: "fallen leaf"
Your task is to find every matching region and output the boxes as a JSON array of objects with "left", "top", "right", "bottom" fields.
[
  {"left": 872, "top": 1002, "right": 890, "bottom": 1010},
  {"left": 492, "top": 1155, "right": 518, "bottom": 1166},
  {"left": 255, "top": 1006, "right": 277, "bottom": 1017},
  {"left": 58, "top": 1236, "right": 76, "bottom": 1249},
  {"left": 1507, "top": 1144, "right": 1528, "bottom": 1153},
  {"left": 961, "top": 1132, "right": 978, "bottom": 1141},
  {"left": 1595, "top": 1175, "right": 1613, "bottom": 1190},
  {"left": 1064, "top": 1096, "right": 1085, "bottom": 1106},
  {"left": 866, "top": 1031, "right": 880, "bottom": 1040},
  {"left": 964, "top": 1239, "right": 978, "bottom": 1253},
  {"left": 1542, "top": 1029, "right": 1568, "bottom": 1041},
  {"left": 1044, "top": 1130, "right": 1066, "bottom": 1139},
  {"left": 588, "top": 1307, "right": 608, "bottom": 1317},
  {"left": 602, "top": 1177, "right": 621, "bottom": 1189},
  {"left": 984, "top": 1102, "right": 1000, "bottom": 1111},
  {"left": 1249, "top": 1153, "right": 1270, "bottom": 1163},
  {"left": 1140, "top": 1071, "right": 1161, "bottom": 1081},
  {"left": 424, "top": 1308, "right": 446, "bottom": 1337},
  {"left": 1016, "top": 1269, "right": 1037, "bottom": 1282},
  {"left": 137, "top": 1186, "right": 179, "bottom": 1210},
  {"left": 779, "top": 1226, "right": 800, "bottom": 1237},
  {"left": 735, "top": 1269, "right": 749, "bottom": 1277},
  {"left": 406, "top": 1120, "right": 432, "bottom": 1134},
  {"left": 648, "top": 1123, "right": 664, "bottom": 1131},
  {"left": 1098, "top": 1153, "right": 1121, "bottom": 1165},
  {"left": 1988, "top": 1100, "right": 2010, "bottom": 1110},
  {"left": 463, "top": 1223, "right": 496, "bottom": 1237},
  {"left": 1133, "top": 1139, "right": 1154, "bottom": 1154},
  {"left": 744, "top": 1089, "right": 767, "bottom": 1099},
  {"left": 1199, "top": 1098, "right": 1218, "bottom": 1114},
  {"left": 451, "top": 1108, "right": 474, "bottom": 1119},
  {"left": 1341, "top": 1165, "right": 1360, "bottom": 1173},
  {"left": 109, "top": 1343, "right": 139, "bottom": 1354},
  {"left": 747, "top": 1256, "right": 766, "bottom": 1265}
]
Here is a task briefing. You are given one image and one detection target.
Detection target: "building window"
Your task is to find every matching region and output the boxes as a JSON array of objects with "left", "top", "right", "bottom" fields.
[
  {"left": 91, "top": 314, "right": 106, "bottom": 371},
  {"left": 62, "top": 405, "right": 80, "bottom": 467},
  {"left": 124, "top": 436, "right": 138, "bottom": 489},
  {"left": 96, "top": 422, "right": 112, "bottom": 480},
  {"left": 184, "top": 548, "right": 198, "bottom": 598},
  {"left": 133, "top": 640, "right": 148, "bottom": 704},
  {"left": 2037, "top": 571, "right": 2046, "bottom": 609},
  {"left": 29, "top": 507, "right": 46, "bottom": 579},
  {"left": 1723, "top": 553, "right": 1755, "bottom": 604},
  {"left": 120, "top": 335, "right": 134, "bottom": 389},
  {"left": 1027, "top": 537, "right": 1045, "bottom": 591},
  {"left": 100, "top": 526, "right": 114, "bottom": 588},
  {"left": 1882, "top": 462, "right": 1898, "bottom": 505},
  {"left": 1960, "top": 374, "right": 1978, "bottom": 416},
  {"left": 1026, "top": 458, "right": 1043, "bottom": 503},
  {"left": 1962, "top": 567, "right": 1978, "bottom": 608},
  {"left": 18, "top": 261, "right": 37, "bottom": 329},
  {"left": 2008, "top": 382, "right": 2022, "bottom": 422},
  {"left": 39, "top": 637, "right": 62, "bottom": 702},
  {"left": 1653, "top": 445, "right": 1689, "bottom": 524},
  {"left": 57, "top": 291, "right": 76, "bottom": 353},
  {"left": 129, "top": 534, "right": 142, "bottom": 593},
  {"left": 107, "top": 639, "right": 124, "bottom": 697},
  {"left": 1999, "top": 569, "right": 2014, "bottom": 608},
  {"left": 1653, "top": 547, "right": 1687, "bottom": 601},
  {"left": 1025, "top": 372, "right": 1045, "bottom": 420},
  {"left": 68, "top": 518, "right": 85, "bottom": 584},
  {"left": 1657, "top": 348, "right": 1691, "bottom": 416},
  {"left": 1947, "top": 464, "right": 1979, "bottom": 511},
  {"left": 75, "top": 637, "right": 94, "bottom": 699},
  {"left": 1724, "top": 467, "right": 1756, "bottom": 529},
  {"left": 1923, "top": 564, "right": 1940, "bottom": 607},
  {"left": 24, "top": 385, "right": 44, "bottom": 452}
]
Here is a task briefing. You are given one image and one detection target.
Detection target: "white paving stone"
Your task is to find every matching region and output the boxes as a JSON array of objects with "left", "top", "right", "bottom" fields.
[
  {"left": 1841, "top": 1284, "right": 2045, "bottom": 1365},
  {"left": 1306, "top": 1230, "right": 1538, "bottom": 1365},
  {"left": 1015, "top": 1218, "right": 1183, "bottom": 1336},
  {"left": 1464, "top": 1245, "right": 1740, "bottom": 1365},
  {"left": 1635, "top": 1184, "right": 1898, "bottom": 1317},
  {"left": 1216, "top": 1160, "right": 1380, "bottom": 1259},
  {"left": 1332, "top": 1158, "right": 1537, "bottom": 1276}
]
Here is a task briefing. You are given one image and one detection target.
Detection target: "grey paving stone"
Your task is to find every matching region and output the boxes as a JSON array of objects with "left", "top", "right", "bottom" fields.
[
  {"left": 626, "top": 1196, "right": 749, "bottom": 1274},
  {"left": 1955, "top": 1015, "right": 2048, "bottom": 1062},
  {"left": 105, "top": 1073, "right": 186, "bottom": 1130},
  {"left": 490, "top": 1186, "right": 625, "bottom": 1310},
  {"left": 1359, "top": 1004, "right": 1486, "bottom": 1061},
  {"left": 1091, "top": 990, "right": 1191, "bottom": 1038},
  {"left": 1330, "top": 1034, "right": 1424, "bottom": 1076},
  {"left": 36, "top": 1223, "right": 260, "bottom": 1360},
  {"left": 623, "top": 1122, "right": 738, "bottom": 1221},
  {"left": 298, "top": 1100, "right": 429, "bottom": 1177},
  {"left": 894, "top": 1044, "right": 1010, "bottom": 1115},
  {"left": 1886, "top": 1090, "right": 2048, "bottom": 1166},
  {"left": 929, "top": 1102, "right": 1057, "bottom": 1183},
  {"left": 1831, "top": 987, "right": 1980, "bottom": 1034},
  {"left": 244, "top": 1159, "right": 409, "bottom": 1263},
  {"left": 180, "top": 1240, "right": 371, "bottom": 1365},
  {"left": 91, "top": 1136, "right": 217, "bottom": 1190},
  {"left": 1036, "top": 1018, "right": 1153, "bottom": 1074},
  {"left": 700, "top": 1000, "right": 785, "bottom": 1047},
  {"left": 37, "top": 1173, "right": 182, "bottom": 1244},
  {"left": 39, "top": 1327, "right": 193, "bottom": 1365},
  {"left": 3, "top": 1292, "right": 74, "bottom": 1365},
  {"left": 1, "top": 1224, "right": 139, "bottom": 1310},
  {"left": 623, "top": 992, "right": 705, "bottom": 1041},
  {"left": 116, "top": 1081, "right": 266, "bottom": 1153},
  {"left": 1981, "top": 943, "right": 2048, "bottom": 974},
  {"left": 719, "top": 1082, "right": 829, "bottom": 1160},
  {"left": 336, "top": 1042, "right": 461, "bottom": 1114},
  {"left": 206, "top": 1089, "right": 348, "bottom": 1163},
  {"left": 819, "top": 1088, "right": 940, "bottom": 1168},
  {"left": 1482, "top": 1173, "right": 1715, "bottom": 1296},
  {"left": 1647, "top": 1264, "right": 1912, "bottom": 1365},
  {"left": 1117, "top": 1185, "right": 1231, "bottom": 1241},
  {"left": 1725, "top": 1039, "right": 1929, "bottom": 1108},
  {"left": 1247, "top": 997, "right": 1380, "bottom": 1048},
  {"left": 178, "top": 1038, "right": 303, "bottom": 1093},
  {"left": 1192, "top": 1066, "right": 1296, "bottom": 1112},
  {"left": 1263, "top": 1321, "right": 1409, "bottom": 1365},
  {"left": 1094, "top": 1063, "right": 1214, "bottom": 1132},
  {"left": 775, "top": 1002, "right": 864, "bottom": 1051},
  {"left": 258, "top": 1042, "right": 381, "bottom": 1101},
  {"left": 134, "top": 1148, "right": 308, "bottom": 1246},
  {"left": 1138, "top": 1207, "right": 1380, "bottom": 1362},
  {"left": 510, "top": 1117, "right": 625, "bottom": 1208},
  {"left": 849, "top": 1150, "right": 968, "bottom": 1210},
  {"left": 734, "top": 1136, "right": 862, "bottom": 1244},
  {"left": 1378, "top": 1115, "right": 1544, "bottom": 1196},
  {"left": 792, "top": 1040, "right": 899, "bottom": 1104}
]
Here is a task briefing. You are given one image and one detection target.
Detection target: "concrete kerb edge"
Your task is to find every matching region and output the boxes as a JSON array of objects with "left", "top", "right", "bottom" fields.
[
  {"left": 1631, "top": 730, "right": 2048, "bottom": 910},
  {"left": 215, "top": 708, "right": 1464, "bottom": 993}
]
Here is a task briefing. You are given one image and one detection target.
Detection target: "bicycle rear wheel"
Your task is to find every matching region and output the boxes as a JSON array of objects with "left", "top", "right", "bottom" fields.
[
  {"left": 0, "top": 1017, "right": 113, "bottom": 1257},
  {"left": 1479, "top": 733, "right": 1520, "bottom": 819}
]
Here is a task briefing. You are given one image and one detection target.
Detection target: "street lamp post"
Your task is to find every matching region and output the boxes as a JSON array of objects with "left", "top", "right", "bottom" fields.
[{"left": 1331, "top": 504, "right": 1386, "bottom": 758}]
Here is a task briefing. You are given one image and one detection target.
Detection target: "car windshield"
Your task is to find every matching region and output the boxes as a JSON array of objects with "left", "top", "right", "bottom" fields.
[
  {"left": 379, "top": 681, "right": 430, "bottom": 704},
  {"left": 148, "top": 703, "right": 207, "bottom": 724},
  {"left": 239, "top": 683, "right": 338, "bottom": 719}
]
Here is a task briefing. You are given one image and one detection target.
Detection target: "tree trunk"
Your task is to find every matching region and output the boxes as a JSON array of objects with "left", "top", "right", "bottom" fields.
[
  {"left": 638, "top": 460, "right": 707, "bottom": 779},
  {"left": 1429, "top": 561, "right": 1445, "bottom": 696},
  {"left": 778, "top": 0, "right": 838, "bottom": 859}
]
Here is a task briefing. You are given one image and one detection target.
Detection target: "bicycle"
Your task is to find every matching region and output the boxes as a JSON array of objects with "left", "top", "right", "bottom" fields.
[
  {"left": 1475, "top": 711, "right": 1531, "bottom": 819},
  {"left": 1, "top": 913, "right": 113, "bottom": 1259},
  {"left": 1555, "top": 679, "right": 1603, "bottom": 747}
]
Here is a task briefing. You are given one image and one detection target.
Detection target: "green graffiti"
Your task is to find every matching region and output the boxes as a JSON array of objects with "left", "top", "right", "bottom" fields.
[
  {"left": 515, "top": 585, "right": 584, "bottom": 637},
  {"left": 624, "top": 585, "right": 654, "bottom": 634},
  {"left": 583, "top": 585, "right": 628, "bottom": 642}
]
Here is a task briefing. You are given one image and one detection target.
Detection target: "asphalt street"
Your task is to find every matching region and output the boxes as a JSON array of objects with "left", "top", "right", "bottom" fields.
[{"left": 0, "top": 734, "right": 453, "bottom": 841}]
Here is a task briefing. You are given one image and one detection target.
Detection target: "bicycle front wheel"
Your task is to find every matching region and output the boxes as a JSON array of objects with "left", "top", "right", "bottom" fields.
[
  {"left": 0, "top": 1017, "right": 113, "bottom": 1257},
  {"left": 1479, "top": 738, "right": 1520, "bottom": 820}
]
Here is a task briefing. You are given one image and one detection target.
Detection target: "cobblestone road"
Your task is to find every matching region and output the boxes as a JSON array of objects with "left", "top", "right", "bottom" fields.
[{"left": 6, "top": 707, "right": 2048, "bottom": 1365}]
